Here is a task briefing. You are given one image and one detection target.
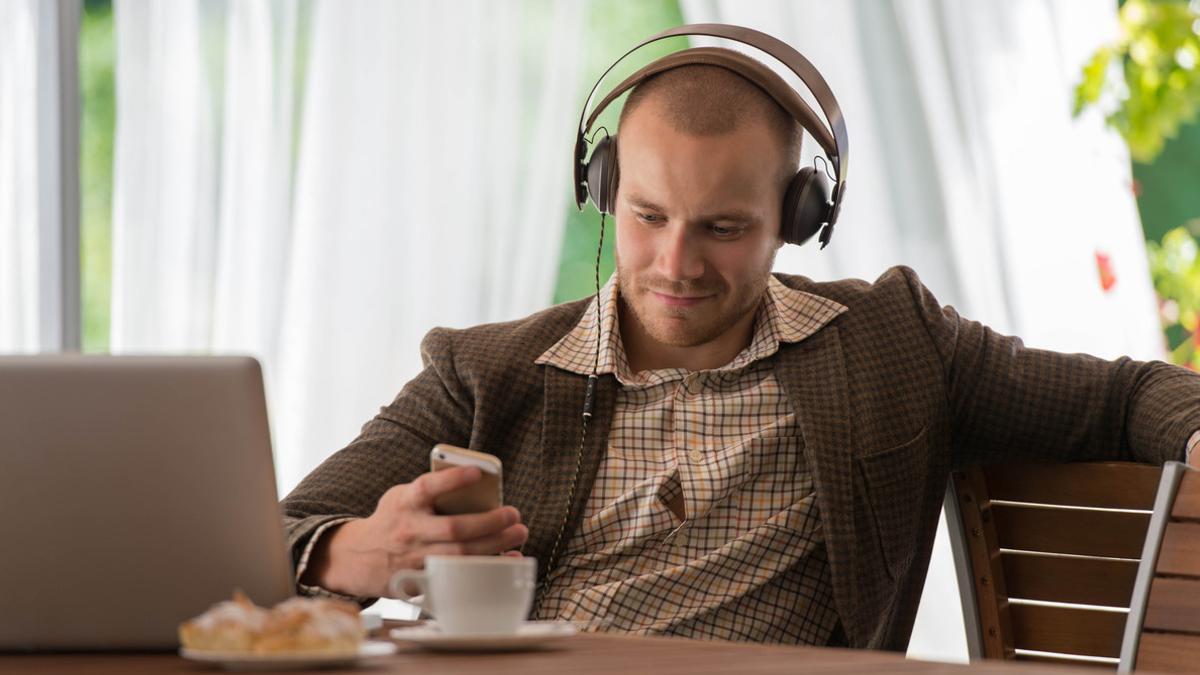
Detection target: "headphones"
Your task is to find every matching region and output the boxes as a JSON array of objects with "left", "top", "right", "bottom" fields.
[{"left": 573, "top": 23, "right": 850, "bottom": 249}]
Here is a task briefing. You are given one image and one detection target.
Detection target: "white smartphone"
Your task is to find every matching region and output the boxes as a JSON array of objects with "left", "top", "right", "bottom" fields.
[{"left": 428, "top": 444, "right": 503, "bottom": 515}]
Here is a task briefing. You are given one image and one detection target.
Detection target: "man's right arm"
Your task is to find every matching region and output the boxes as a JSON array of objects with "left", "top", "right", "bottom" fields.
[
  {"left": 278, "top": 328, "right": 528, "bottom": 601},
  {"left": 295, "top": 467, "right": 526, "bottom": 598}
]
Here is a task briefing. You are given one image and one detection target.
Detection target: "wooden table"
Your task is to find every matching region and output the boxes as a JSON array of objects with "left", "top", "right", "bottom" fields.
[{"left": 0, "top": 622, "right": 1108, "bottom": 674}]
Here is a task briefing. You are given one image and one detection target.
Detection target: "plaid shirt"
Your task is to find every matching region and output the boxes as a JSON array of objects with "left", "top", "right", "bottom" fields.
[{"left": 533, "top": 275, "right": 849, "bottom": 644}]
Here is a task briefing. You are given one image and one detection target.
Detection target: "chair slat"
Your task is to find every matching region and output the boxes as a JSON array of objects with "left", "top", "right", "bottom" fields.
[
  {"left": 1156, "top": 522, "right": 1200, "bottom": 578},
  {"left": 1013, "top": 652, "right": 1114, "bottom": 669},
  {"left": 1136, "top": 632, "right": 1200, "bottom": 673},
  {"left": 992, "top": 504, "right": 1150, "bottom": 558},
  {"left": 1170, "top": 472, "right": 1200, "bottom": 521},
  {"left": 1144, "top": 576, "right": 1200, "bottom": 633},
  {"left": 1001, "top": 552, "right": 1138, "bottom": 607},
  {"left": 952, "top": 469, "right": 1015, "bottom": 660},
  {"left": 1010, "top": 604, "right": 1127, "bottom": 658},
  {"left": 985, "top": 462, "right": 1161, "bottom": 510}
]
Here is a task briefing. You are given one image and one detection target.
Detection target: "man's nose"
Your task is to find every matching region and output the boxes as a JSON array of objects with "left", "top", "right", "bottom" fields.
[{"left": 656, "top": 224, "right": 705, "bottom": 281}]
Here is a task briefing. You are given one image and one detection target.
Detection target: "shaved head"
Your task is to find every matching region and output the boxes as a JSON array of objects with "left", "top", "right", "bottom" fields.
[{"left": 618, "top": 64, "right": 803, "bottom": 189}]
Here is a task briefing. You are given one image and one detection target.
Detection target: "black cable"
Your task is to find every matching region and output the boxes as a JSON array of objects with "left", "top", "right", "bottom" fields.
[
  {"left": 814, "top": 155, "right": 836, "bottom": 183},
  {"left": 586, "top": 125, "right": 611, "bottom": 146},
  {"left": 533, "top": 213, "right": 606, "bottom": 616},
  {"left": 591, "top": 213, "right": 606, "bottom": 381}
]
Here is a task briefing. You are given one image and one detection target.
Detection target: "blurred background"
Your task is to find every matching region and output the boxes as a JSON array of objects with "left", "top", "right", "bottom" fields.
[{"left": 3, "top": 0, "right": 1200, "bottom": 662}]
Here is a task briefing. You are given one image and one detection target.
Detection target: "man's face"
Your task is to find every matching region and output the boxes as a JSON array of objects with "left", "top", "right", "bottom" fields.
[{"left": 614, "top": 100, "right": 786, "bottom": 349}]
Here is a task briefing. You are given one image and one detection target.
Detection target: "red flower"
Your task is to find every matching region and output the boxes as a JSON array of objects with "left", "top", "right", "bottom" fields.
[{"left": 1095, "top": 250, "right": 1117, "bottom": 292}]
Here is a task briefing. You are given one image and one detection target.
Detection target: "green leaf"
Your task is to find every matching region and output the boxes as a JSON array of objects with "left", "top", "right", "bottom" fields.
[{"left": 1075, "top": 0, "right": 1200, "bottom": 163}]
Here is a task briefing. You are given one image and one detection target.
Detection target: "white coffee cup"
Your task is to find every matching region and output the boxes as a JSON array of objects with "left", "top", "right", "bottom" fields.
[{"left": 388, "top": 555, "right": 537, "bottom": 635}]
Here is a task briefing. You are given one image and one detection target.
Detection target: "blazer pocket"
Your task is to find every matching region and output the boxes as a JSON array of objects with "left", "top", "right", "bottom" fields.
[{"left": 855, "top": 425, "right": 929, "bottom": 580}]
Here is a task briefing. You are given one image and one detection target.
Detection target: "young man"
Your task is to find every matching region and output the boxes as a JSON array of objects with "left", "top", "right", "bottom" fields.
[{"left": 281, "top": 61, "right": 1200, "bottom": 651}]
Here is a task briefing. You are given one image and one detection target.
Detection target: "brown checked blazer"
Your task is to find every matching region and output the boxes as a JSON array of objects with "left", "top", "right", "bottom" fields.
[{"left": 280, "top": 265, "right": 1200, "bottom": 651}]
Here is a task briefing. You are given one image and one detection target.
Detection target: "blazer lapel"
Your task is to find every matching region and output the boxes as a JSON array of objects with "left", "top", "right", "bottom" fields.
[
  {"left": 773, "top": 325, "right": 861, "bottom": 645},
  {"left": 529, "top": 366, "right": 616, "bottom": 580}
]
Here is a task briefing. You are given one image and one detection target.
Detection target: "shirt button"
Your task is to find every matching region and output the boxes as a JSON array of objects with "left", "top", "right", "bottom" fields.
[
  {"left": 685, "top": 376, "right": 703, "bottom": 395},
  {"left": 688, "top": 449, "right": 703, "bottom": 462}
]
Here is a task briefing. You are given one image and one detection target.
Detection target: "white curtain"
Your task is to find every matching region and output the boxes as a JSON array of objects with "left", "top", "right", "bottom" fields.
[
  {"left": 681, "top": 0, "right": 1161, "bottom": 663},
  {"left": 272, "top": 0, "right": 586, "bottom": 495},
  {"left": 682, "top": 0, "right": 1162, "bottom": 361},
  {"left": 112, "top": 0, "right": 222, "bottom": 350},
  {"left": 111, "top": 0, "right": 585, "bottom": 495},
  {"left": 0, "top": 0, "right": 66, "bottom": 353}
]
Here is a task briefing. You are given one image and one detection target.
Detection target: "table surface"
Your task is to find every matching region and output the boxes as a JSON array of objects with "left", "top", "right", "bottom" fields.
[{"left": 0, "top": 621, "right": 1111, "bottom": 675}]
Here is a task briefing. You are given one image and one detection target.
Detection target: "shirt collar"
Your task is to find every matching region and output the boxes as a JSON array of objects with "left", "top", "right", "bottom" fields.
[{"left": 535, "top": 274, "right": 847, "bottom": 383}]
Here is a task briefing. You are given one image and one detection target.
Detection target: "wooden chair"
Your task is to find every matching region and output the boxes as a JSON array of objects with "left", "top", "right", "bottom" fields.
[
  {"left": 1120, "top": 461, "right": 1200, "bottom": 673},
  {"left": 945, "top": 462, "right": 1163, "bottom": 669}
]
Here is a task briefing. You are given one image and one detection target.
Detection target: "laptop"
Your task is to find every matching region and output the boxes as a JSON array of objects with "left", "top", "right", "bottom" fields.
[{"left": 0, "top": 355, "right": 295, "bottom": 651}]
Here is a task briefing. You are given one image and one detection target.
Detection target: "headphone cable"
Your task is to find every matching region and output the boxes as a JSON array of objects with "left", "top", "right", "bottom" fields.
[{"left": 533, "top": 212, "right": 606, "bottom": 616}]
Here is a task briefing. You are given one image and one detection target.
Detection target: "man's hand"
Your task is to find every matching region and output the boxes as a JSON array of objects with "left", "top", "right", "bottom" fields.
[{"left": 301, "top": 466, "right": 528, "bottom": 598}]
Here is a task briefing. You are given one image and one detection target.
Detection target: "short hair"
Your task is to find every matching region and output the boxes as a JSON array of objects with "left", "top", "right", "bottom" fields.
[{"left": 618, "top": 63, "right": 803, "bottom": 188}]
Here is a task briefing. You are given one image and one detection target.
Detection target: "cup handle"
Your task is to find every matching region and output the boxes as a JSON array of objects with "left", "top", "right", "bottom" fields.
[{"left": 388, "top": 570, "right": 431, "bottom": 614}]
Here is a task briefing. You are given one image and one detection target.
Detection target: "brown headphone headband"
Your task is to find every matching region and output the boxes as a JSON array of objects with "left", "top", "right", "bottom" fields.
[
  {"left": 584, "top": 47, "right": 837, "bottom": 164},
  {"left": 574, "top": 23, "right": 850, "bottom": 230}
]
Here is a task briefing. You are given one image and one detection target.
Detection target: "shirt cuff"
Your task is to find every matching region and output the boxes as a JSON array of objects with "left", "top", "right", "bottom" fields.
[
  {"left": 293, "top": 516, "right": 362, "bottom": 602},
  {"left": 1185, "top": 430, "right": 1200, "bottom": 465}
]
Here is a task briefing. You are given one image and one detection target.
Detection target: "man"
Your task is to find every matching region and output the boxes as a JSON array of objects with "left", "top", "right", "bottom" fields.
[{"left": 281, "top": 59, "right": 1200, "bottom": 651}]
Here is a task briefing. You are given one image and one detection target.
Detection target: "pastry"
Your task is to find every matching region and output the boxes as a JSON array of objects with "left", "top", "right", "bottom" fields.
[
  {"left": 254, "top": 596, "right": 364, "bottom": 655},
  {"left": 178, "top": 591, "right": 364, "bottom": 655},
  {"left": 178, "top": 590, "right": 269, "bottom": 652}
]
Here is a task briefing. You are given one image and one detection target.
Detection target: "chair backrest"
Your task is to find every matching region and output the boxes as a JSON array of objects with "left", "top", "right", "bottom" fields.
[
  {"left": 945, "top": 462, "right": 1162, "bottom": 669},
  {"left": 1120, "top": 461, "right": 1200, "bottom": 673}
]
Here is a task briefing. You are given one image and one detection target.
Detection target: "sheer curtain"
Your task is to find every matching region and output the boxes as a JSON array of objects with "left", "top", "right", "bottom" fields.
[
  {"left": 271, "top": 0, "right": 585, "bottom": 494},
  {"left": 682, "top": 0, "right": 1161, "bottom": 360},
  {"left": 0, "top": 0, "right": 68, "bottom": 353},
  {"left": 681, "top": 0, "right": 1161, "bottom": 662},
  {"left": 111, "top": 0, "right": 586, "bottom": 494}
]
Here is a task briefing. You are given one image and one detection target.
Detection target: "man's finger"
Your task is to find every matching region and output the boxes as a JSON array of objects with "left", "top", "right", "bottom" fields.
[
  {"left": 417, "top": 524, "right": 530, "bottom": 557},
  {"left": 410, "top": 506, "right": 521, "bottom": 543},
  {"left": 405, "top": 466, "right": 482, "bottom": 507}
]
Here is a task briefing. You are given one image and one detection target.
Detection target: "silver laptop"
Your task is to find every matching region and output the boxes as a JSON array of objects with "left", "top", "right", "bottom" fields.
[{"left": 0, "top": 356, "right": 294, "bottom": 651}]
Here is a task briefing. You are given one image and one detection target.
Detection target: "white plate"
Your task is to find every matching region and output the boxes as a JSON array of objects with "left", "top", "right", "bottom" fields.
[
  {"left": 390, "top": 620, "right": 577, "bottom": 652},
  {"left": 180, "top": 640, "right": 397, "bottom": 671}
]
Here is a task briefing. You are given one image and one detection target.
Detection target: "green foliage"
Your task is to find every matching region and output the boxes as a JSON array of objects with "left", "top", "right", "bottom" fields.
[
  {"left": 1080, "top": 3, "right": 1200, "bottom": 366},
  {"left": 1074, "top": 0, "right": 1200, "bottom": 163},
  {"left": 1147, "top": 224, "right": 1200, "bottom": 366},
  {"left": 80, "top": 0, "right": 115, "bottom": 352}
]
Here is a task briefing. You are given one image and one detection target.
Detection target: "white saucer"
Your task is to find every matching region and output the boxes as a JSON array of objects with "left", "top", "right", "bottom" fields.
[
  {"left": 390, "top": 620, "right": 577, "bottom": 652},
  {"left": 180, "top": 640, "right": 397, "bottom": 671}
]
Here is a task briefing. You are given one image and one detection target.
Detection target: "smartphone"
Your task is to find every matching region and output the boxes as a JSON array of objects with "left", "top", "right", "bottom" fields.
[{"left": 428, "top": 444, "right": 503, "bottom": 515}]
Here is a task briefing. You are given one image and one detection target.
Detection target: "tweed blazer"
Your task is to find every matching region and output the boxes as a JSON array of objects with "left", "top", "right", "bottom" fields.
[{"left": 280, "top": 265, "right": 1200, "bottom": 651}]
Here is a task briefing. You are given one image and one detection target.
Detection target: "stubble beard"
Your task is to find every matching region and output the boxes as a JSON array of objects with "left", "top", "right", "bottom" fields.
[{"left": 615, "top": 251, "right": 776, "bottom": 349}]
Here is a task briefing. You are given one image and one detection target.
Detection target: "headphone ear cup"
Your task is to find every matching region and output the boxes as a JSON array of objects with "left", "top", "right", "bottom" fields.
[
  {"left": 780, "top": 166, "right": 831, "bottom": 246},
  {"left": 585, "top": 135, "right": 620, "bottom": 214}
]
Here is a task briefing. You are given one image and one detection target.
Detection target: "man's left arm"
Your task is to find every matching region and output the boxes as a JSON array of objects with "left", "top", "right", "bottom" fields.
[{"left": 895, "top": 266, "right": 1200, "bottom": 468}]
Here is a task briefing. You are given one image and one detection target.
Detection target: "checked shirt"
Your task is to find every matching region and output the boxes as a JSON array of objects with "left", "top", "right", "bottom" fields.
[{"left": 533, "top": 275, "right": 848, "bottom": 644}]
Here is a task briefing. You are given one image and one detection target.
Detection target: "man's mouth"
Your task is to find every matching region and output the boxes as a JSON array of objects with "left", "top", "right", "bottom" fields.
[{"left": 651, "top": 291, "right": 713, "bottom": 308}]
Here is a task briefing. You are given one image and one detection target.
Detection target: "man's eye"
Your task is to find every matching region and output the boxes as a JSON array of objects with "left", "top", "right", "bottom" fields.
[
  {"left": 637, "top": 213, "right": 663, "bottom": 223},
  {"left": 711, "top": 224, "right": 741, "bottom": 237}
]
